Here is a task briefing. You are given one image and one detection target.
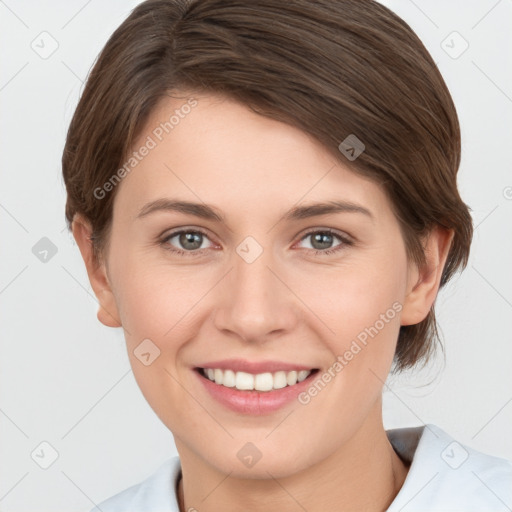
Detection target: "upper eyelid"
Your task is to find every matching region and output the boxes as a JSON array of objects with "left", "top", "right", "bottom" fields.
[
  {"left": 299, "top": 227, "right": 352, "bottom": 240},
  {"left": 162, "top": 226, "right": 215, "bottom": 240}
]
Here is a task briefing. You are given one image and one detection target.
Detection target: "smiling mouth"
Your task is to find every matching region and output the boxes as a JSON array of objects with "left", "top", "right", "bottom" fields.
[{"left": 196, "top": 367, "right": 319, "bottom": 392}]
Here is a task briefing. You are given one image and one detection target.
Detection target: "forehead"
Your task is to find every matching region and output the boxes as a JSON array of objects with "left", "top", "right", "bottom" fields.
[{"left": 115, "top": 92, "right": 391, "bottom": 223}]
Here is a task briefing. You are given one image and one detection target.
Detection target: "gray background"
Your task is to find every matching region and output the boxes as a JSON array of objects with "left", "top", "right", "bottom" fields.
[{"left": 1, "top": 0, "right": 511, "bottom": 510}]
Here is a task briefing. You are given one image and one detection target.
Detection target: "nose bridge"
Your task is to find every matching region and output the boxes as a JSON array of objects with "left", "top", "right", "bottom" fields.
[{"left": 213, "top": 240, "right": 296, "bottom": 341}]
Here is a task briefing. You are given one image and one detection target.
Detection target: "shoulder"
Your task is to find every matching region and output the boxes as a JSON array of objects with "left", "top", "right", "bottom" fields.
[
  {"left": 387, "top": 423, "right": 512, "bottom": 512},
  {"left": 86, "top": 456, "right": 181, "bottom": 512}
]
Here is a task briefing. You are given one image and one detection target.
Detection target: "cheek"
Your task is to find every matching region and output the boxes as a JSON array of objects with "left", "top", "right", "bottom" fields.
[
  {"left": 290, "top": 253, "right": 407, "bottom": 353},
  {"left": 112, "top": 259, "right": 211, "bottom": 342},
  {"left": 112, "top": 264, "right": 206, "bottom": 426},
  {"left": 111, "top": 260, "right": 215, "bottom": 410}
]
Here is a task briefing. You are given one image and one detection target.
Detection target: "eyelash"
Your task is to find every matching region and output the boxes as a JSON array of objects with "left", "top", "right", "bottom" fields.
[{"left": 159, "top": 228, "right": 354, "bottom": 258}]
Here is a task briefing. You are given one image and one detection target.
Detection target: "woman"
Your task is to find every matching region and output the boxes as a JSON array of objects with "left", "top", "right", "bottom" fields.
[{"left": 62, "top": 0, "right": 512, "bottom": 510}]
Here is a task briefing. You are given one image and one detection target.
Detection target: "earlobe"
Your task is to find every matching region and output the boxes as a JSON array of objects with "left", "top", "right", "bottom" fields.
[
  {"left": 400, "top": 226, "right": 454, "bottom": 326},
  {"left": 71, "top": 214, "right": 122, "bottom": 328},
  {"left": 96, "top": 290, "right": 122, "bottom": 328}
]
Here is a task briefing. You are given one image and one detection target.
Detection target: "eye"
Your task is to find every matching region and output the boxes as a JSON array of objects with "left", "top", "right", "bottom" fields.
[
  {"left": 296, "top": 229, "right": 353, "bottom": 255},
  {"left": 159, "top": 227, "right": 353, "bottom": 258},
  {"left": 160, "top": 228, "right": 214, "bottom": 256}
]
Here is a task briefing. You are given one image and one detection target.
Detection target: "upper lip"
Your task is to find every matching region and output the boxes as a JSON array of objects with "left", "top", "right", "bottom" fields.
[{"left": 196, "top": 359, "right": 317, "bottom": 374}]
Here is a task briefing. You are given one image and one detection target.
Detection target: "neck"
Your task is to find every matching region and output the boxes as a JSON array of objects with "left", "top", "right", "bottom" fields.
[{"left": 176, "top": 406, "right": 409, "bottom": 512}]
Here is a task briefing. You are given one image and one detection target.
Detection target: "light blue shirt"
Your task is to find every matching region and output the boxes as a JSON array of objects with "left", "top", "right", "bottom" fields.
[{"left": 88, "top": 423, "right": 512, "bottom": 511}]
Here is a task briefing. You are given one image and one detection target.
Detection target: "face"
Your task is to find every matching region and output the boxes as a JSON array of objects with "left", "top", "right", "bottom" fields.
[{"left": 84, "top": 92, "right": 433, "bottom": 479}]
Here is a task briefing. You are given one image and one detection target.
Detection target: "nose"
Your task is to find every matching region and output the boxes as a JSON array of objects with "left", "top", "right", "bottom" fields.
[{"left": 213, "top": 245, "right": 298, "bottom": 344}]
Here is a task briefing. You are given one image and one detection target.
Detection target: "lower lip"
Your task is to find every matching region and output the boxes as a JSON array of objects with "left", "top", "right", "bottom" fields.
[{"left": 194, "top": 369, "right": 319, "bottom": 415}]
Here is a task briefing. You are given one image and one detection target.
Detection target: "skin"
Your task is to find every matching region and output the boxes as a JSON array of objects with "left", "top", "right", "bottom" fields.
[{"left": 73, "top": 92, "right": 453, "bottom": 512}]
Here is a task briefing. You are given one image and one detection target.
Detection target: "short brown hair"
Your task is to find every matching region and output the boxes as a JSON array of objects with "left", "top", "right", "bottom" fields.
[{"left": 62, "top": 0, "right": 473, "bottom": 372}]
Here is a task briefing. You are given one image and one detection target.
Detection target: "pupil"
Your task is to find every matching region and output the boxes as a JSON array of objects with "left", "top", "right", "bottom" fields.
[
  {"left": 312, "top": 232, "right": 332, "bottom": 250},
  {"left": 180, "top": 232, "right": 202, "bottom": 250}
]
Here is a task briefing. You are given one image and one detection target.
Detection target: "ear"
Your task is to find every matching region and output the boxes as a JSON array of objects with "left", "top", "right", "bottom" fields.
[
  {"left": 71, "top": 214, "right": 122, "bottom": 328},
  {"left": 401, "top": 226, "right": 454, "bottom": 326}
]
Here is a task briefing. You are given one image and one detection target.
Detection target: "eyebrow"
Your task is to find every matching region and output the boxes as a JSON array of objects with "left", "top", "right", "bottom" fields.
[
  {"left": 282, "top": 200, "right": 373, "bottom": 222},
  {"left": 137, "top": 199, "right": 225, "bottom": 222},
  {"left": 136, "top": 198, "right": 374, "bottom": 223}
]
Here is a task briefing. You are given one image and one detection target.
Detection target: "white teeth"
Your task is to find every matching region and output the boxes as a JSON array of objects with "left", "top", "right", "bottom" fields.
[
  {"left": 235, "top": 371, "right": 254, "bottom": 390},
  {"left": 223, "top": 369, "right": 236, "bottom": 387},
  {"left": 254, "top": 372, "right": 273, "bottom": 391},
  {"left": 273, "top": 371, "right": 288, "bottom": 389},
  {"left": 286, "top": 370, "right": 297, "bottom": 386},
  {"left": 297, "top": 370, "right": 310, "bottom": 382},
  {"left": 202, "top": 368, "right": 313, "bottom": 391}
]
